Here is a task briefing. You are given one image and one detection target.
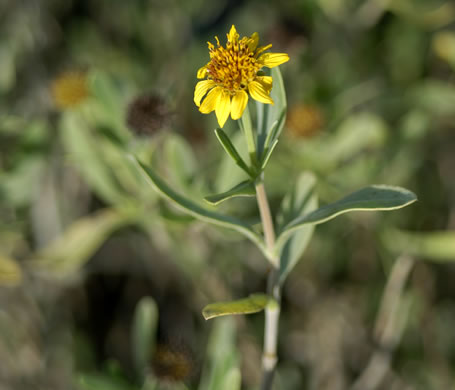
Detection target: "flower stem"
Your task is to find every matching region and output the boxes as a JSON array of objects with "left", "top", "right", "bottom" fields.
[{"left": 256, "top": 179, "right": 281, "bottom": 390}]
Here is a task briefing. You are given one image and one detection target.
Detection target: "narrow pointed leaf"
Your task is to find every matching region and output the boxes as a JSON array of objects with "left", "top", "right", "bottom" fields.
[
  {"left": 276, "top": 185, "right": 417, "bottom": 251},
  {"left": 202, "top": 294, "right": 269, "bottom": 320},
  {"left": 204, "top": 180, "right": 255, "bottom": 205},
  {"left": 214, "top": 128, "right": 251, "bottom": 176},
  {"left": 256, "top": 67, "right": 287, "bottom": 160},
  {"left": 277, "top": 172, "right": 318, "bottom": 283},
  {"left": 134, "top": 158, "right": 266, "bottom": 254},
  {"left": 261, "top": 139, "right": 279, "bottom": 170}
]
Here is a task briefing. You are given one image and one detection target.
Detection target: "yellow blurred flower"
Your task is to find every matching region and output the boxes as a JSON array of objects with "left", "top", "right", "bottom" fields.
[
  {"left": 51, "top": 71, "right": 89, "bottom": 109},
  {"left": 287, "top": 104, "right": 325, "bottom": 138},
  {"left": 194, "top": 25, "right": 289, "bottom": 128}
]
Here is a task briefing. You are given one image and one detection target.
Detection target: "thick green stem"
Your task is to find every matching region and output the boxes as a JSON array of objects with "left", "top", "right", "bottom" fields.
[{"left": 256, "top": 180, "right": 281, "bottom": 390}]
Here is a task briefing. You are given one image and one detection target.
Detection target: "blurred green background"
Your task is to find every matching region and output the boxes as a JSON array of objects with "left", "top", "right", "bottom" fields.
[{"left": 1, "top": 0, "right": 455, "bottom": 389}]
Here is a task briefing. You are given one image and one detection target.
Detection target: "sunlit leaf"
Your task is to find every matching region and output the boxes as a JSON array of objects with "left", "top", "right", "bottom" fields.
[
  {"left": 256, "top": 67, "right": 286, "bottom": 161},
  {"left": 202, "top": 294, "right": 268, "bottom": 320},
  {"left": 276, "top": 185, "right": 417, "bottom": 251}
]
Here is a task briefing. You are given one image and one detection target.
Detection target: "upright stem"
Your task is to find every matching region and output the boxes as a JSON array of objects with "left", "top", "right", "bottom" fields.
[{"left": 256, "top": 179, "right": 281, "bottom": 390}]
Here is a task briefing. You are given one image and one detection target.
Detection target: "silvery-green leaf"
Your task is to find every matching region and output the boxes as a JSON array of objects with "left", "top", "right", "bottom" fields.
[
  {"left": 256, "top": 66, "right": 287, "bottom": 160},
  {"left": 204, "top": 180, "right": 255, "bottom": 206},
  {"left": 276, "top": 185, "right": 417, "bottom": 252},
  {"left": 134, "top": 159, "right": 267, "bottom": 256},
  {"left": 202, "top": 294, "right": 268, "bottom": 320},
  {"left": 277, "top": 172, "right": 318, "bottom": 284}
]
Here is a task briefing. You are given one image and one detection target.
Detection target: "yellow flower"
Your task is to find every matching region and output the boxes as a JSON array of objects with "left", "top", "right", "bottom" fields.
[
  {"left": 51, "top": 71, "right": 89, "bottom": 109},
  {"left": 194, "top": 25, "right": 289, "bottom": 128}
]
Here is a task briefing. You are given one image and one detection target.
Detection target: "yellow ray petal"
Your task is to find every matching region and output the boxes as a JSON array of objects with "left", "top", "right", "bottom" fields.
[
  {"left": 248, "top": 81, "right": 274, "bottom": 105},
  {"left": 227, "top": 25, "right": 239, "bottom": 43},
  {"left": 255, "top": 44, "right": 272, "bottom": 57},
  {"left": 247, "top": 32, "right": 259, "bottom": 51},
  {"left": 256, "top": 76, "right": 273, "bottom": 93},
  {"left": 231, "top": 90, "right": 249, "bottom": 120},
  {"left": 194, "top": 80, "right": 216, "bottom": 107},
  {"left": 197, "top": 64, "right": 209, "bottom": 79},
  {"left": 200, "top": 87, "right": 222, "bottom": 114},
  {"left": 258, "top": 52, "right": 290, "bottom": 68},
  {"left": 216, "top": 90, "right": 231, "bottom": 128}
]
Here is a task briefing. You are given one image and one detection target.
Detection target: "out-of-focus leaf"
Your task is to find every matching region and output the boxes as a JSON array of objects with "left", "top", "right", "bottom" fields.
[
  {"left": 134, "top": 159, "right": 267, "bottom": 256},
  {"left": 433, "top": 31, "right": 455, "bottom": 70},
  {"left": 204, "top": 180, "right": 255, "bottom": 206},
  {"left": 164, "top": 134, "right": 198, "bottom": 189},
  {"left": 198, "top": 317, "right": 239, "bottom": 390},
  {"left": 61, "top": 112, "right": 126, "bottom": 204},
  {"left": 277, "top": 172, "right": 318, "bottom": 284},
  {"left": 256, "top": 67, "right": 286, "bottom": 160},
  {"left": 219, "top": 368, "right": 241, "bottom": 390},
  {"left": 410, "top": 79, "right": 455, "bottom": 117},
  {"left": 0, "top": 42, "right": 16, "bottom": 93},
  {"left": 0, "top": 255, "right": 22, "bottom": 286},
  {"left": 30, "top": 209, "right": 133, "bottom": 277},
  {"left": 132, "top": 297, "right": 158, "bottom": 379},
  {"left": 79, "top": 373, "right": 137, "bottom": 390},
  {"left": 87, "top": 71, "right": 131, "bottom": 144},
  {"left": 276, "top": 185, "right": 417, "bottom": 251},
  {"left": 202, "top": 294, "right": 268, "bottom": 320},
  {"left": 383, "top": 229, "right": 455, "bottom": 262}
]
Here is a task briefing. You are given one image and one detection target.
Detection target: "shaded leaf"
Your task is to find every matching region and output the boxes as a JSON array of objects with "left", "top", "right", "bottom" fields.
[
  {"left": 30, "top": 209, "right": 133, "bottom": 277},
  {"left": 204, "top": 180, "right": 255, "bottom": 206},
  {"left": 202, "top": 294, "right": 268, "bottom": 320}
]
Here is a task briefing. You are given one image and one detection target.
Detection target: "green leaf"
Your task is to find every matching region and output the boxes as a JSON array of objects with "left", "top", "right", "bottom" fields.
[
  {"left": 202, "top": 293, "right": 268, "bottom": 320},
  {"left": 204, "top": 180, "right": 255, "bottom": 206},
  {"left": 256, "top": 67, "right": 287, "bottom": 161},
  {"left": 164, "top": 134, "right": 198, "bottom": 189},
  {"left": 220, "top": 368, "right": 241, "bottom": 390},
  {"left": 61, "top": 112, "right": 126, "bottom": 204},
  {"left": 276, "top": 185, "right": 417, "bottom": 251},
  {"left": 277, "top": 172, "right": 318, "bottom": 284},
  {"left": 132, "top": 297, "right": 159, "bottom": 379},
  {"left": 30, "top": 209, "right": 133, "bottom": 277},
  {"left": 382, "top": 229, "right": 455, "bottom": 262},
  {"left": 79, "top": 373, "right": 137, "bottom": 390},
  {"left": 198, "top": 317, "right": 239, "bottom": 390},
  {"left": 0, "top": 255, "right": 22, "bottom": 287},
  {"left": 214, "top": 128, "right": 251, "bottom": 176},
  {"left": 134, "top": 159, "right": 267, "bottom": 256}
]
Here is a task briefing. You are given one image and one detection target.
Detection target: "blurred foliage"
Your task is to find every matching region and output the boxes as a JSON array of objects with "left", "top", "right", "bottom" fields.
[{"left": 1, "top": 0, "right": 455, "bottom": 389}]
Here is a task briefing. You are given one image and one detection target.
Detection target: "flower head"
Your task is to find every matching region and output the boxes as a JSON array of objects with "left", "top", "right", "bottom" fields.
[
  {"left": 51, "top": 70, "right": 89, "bottom": 109},
  {"left": 194, "top": 25, "right": 289, "bottom": 128}
]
